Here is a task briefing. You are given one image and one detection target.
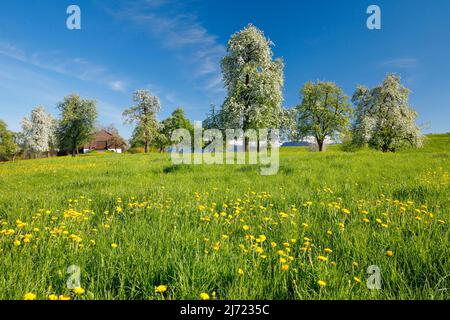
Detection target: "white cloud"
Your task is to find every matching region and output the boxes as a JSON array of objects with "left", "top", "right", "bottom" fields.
[
  {"left": 381, "top": 58, "right": 418, "bottom": 69},
  {"left": 109, "top": 80, "right": 127, "bottom": 92},
  {"left": 0, "top": 40, "right": 128, "bottom": 92},
  {"left": 111, "top": 1, "right": 226, "bottom": 93}
]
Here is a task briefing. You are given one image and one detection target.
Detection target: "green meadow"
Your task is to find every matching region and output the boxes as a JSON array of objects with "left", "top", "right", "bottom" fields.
[{"left": 0, "top": 134, "right": 448, "bottom": 300}]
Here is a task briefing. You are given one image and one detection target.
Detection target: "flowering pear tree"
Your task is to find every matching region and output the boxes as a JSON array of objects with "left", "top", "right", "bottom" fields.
[
  {"left": 22, "top": 106, "right": 55, "bottom": 157},
  {"left": 352, "top": 74, "right": 422, "bottom": 152},
  {"left": 221, "top": 24, "right": 284, "bottom": 151},
  {"left": 123, "top": 90, "right": 161, "bottom": 153}
]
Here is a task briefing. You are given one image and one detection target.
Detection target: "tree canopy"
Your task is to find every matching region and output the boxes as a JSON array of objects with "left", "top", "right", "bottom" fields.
[
  {"left": 296, "top": 81, "right": 352, "bottom": 151},
  {"left": 57, "top": 94, "right": 98, "bottom": 156},
  {"left": 123, "top": 90, "right": 161, "bottom": 153},
  {"left": 220, "top": 24, "right": 284, "bottom": 149},
  {"left": 22, "top": 106, "right": 55, "bottom": 156},
  {"left": 351, "top": 74, "right": 422, "bottom": 152},
  {"left": 0, "top": 119, "right": 18, "bottom": 161}
]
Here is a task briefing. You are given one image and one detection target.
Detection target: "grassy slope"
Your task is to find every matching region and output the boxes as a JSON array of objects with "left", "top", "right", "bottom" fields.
[{"left": 0, "top": 135, "right": 448, "bottom": 300}]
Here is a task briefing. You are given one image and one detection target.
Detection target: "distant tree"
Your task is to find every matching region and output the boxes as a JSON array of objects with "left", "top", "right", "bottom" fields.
[
  {"left": 12, "top": 131, "right": 26, "bottom": 160},
  {"left": 48, "top": 117, "right": 59, "bottom": 155},
  {"left": 279, "top": 107, "right": 298, "bottom": 142},
  {"left": 352, "top": 74, "right": 422, "bottom": 152},
  {"left": 123, "top": 90, "right": 161, "bottom": 153},
  {"left": 203, "top": 105, "right": 224, "bottom": 131},
  {"left": 57, "top": 94, "right": 98, "bottom": 157},
  {"left": 149, "top": 108, "right": 193, "bottom": 152},
  {"left": 102, "top": 124, "right": 128, "bottom": 151},
  {"left": 22, "top": 106, "right": 55, "bottom": 157},
  {"left": 221, "top": 24, "right": 284, "bottom": 151},
  {"left": 0, "top": 120, "right": 18, "bottom": 161},
  {"left": 296, "top": 81, "right": 352, "bottom": 152}
]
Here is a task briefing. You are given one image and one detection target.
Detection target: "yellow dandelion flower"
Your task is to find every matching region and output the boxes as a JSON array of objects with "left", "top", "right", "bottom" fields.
[
  {"left": 324, "top": 248, "right": 333, "bottom": 254},
  {"left": 48, "top": 294, "right": 58, "bottom": 300},
  {"left": 59, "top": 295, "right": 71, "bottom": 300},
  {"left": 23, "top": 292, "right": 36, "bottom": 300},
  {"left": 155, "top": 285, "right": 167, "bottom": 293},
  {"left": 318, "top": 256, "right": 328, "bottom": 262},
  {"left": 73, "top": 287, "right": 85, "bottom": 295},
  {"left": 111, "top": 243, "right": 118, "bottom": 249},
  {"left": 354, "top": 277, "right": 362, "bottom": 284},
  {"left": 243, "top": 225, "right": 250, "bottom": 231},
  {"left": 386, "top": 250, "right": 394, "bottom": 257},
  {"left": 238, "top": 268, "right": 244, "bottom": 276},
  {"left": 281, "top": 264, "right": 289, "bottom": 271},
  {"left": 200, "top": 293, "right": 210, "bottom": 300},
  {"left": 317, "top": 280, "right": 327, "bottom": 287}
]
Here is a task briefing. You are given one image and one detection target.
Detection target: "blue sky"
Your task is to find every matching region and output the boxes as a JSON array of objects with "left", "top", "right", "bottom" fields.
[{"left": 0, "top": 0, "right": 449, "bottom": 138}]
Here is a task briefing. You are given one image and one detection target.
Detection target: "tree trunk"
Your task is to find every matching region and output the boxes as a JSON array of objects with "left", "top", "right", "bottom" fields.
[
  {"left": 244, "top": 136, "right": 250, "bottom": 153},
  {"left": 145, "top": 141, "right": 149, "bottom": 153},
  {"left": 72, "top": 148, "right": 76, "bottom": 157},
  {"left": 318, "top": 140, "right": 324, "bottom": 152}
]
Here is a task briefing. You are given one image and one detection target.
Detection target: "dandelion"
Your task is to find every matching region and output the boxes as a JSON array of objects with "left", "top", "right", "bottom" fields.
[
  {"left": 386, "top": 250, "right": 394, "bottom": 257},
  {"left": 438, "top": 220, "right": 445, "bottom": 225},
  {"left": 23, "top": 292, "right": 36, "bottom": 300},
  {"left": 200, "top": 293, "right": 210, "bottom": 300},
  {"left": 48, "top": 294, "right": 58, "bottom": 300},
  {"left": 354, "top": 277, "right": 362, "bottom": 284},
  {"left": 14, "top": 240, "right": 21, "bottom": 246},
  {"left": 155, "top": 285, "right": 167, "bottom": 293},
  {"left": 59, "top": 295, "right": 71, "bottom": 300},
  {"left": 73, "top": 287, "right": 85, "bottom": 295},
  {"left": 257, "top": 235, "right": 267, "bottom": 242},
  {"left": 324, "top": 248, "right": 333, "bottom": 254},
  {"left": 318, "top": 256, "right": 328, "bottom": 262},
  {"left": 317, "top": 280, "right": 327, "bottom": 287},
  {"left": 281, "top": 264, "right": 289, "bottom": 271},
  {"left": 111, "top": 243, "right": 118, "bottom": 249},
  {"left": 238, "top": 268, "right": 244, "bottom": 276},
  {"left": 342, "top": 208, "right": 350, "bottom": 215},
  {"left": 243, "top": 225, "right": 250, "bottom": 231}
]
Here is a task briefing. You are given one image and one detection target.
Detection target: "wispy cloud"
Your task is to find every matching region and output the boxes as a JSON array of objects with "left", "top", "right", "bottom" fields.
[
  {"left": 381, "top": 58, "right": 419, "bottom": 69},
  {"left": 0, "top": 40, "right": 128, "bottom": 92},
  {"left": 109, "top": 0, "right": 226, "bottom": 94}
]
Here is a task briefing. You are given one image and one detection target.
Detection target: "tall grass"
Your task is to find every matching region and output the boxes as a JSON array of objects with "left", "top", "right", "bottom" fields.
[{"left": 0, "top": 135, "right": 448, "bottom": 300}]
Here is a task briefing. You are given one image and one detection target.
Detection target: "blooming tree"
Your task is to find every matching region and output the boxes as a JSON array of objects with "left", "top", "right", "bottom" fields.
[
  {"left": 351, "top": 74, "right": 422, "bottom": 152},
  {"left": 22, "top": 106, "right": 56, "bottom": 157},
  {"left": 123, "top": 90, "right": 161, "bottom": 153},
  {"left": 220, "top": 24, "right": 284, "bottom": 151}
]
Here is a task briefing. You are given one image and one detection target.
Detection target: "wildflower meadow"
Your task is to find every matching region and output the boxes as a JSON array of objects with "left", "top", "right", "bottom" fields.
[{"left": 0, "top": 134, "right": 448, "bottom": 300}]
